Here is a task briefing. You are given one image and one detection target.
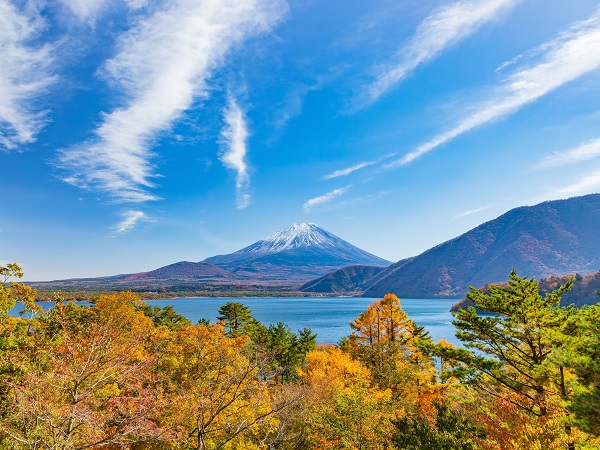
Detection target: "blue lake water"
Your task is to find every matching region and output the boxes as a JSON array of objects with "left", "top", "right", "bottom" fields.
[{"left": 11, "top": 297, "right": 459, "bottom": 345}]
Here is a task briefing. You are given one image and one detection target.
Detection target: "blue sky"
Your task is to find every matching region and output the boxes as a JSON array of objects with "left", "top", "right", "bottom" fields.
[{"left": 2, "top": 0, "right": 600, "bottom": 281}]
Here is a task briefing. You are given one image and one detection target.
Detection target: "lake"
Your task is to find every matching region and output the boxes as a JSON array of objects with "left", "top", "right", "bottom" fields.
[{"left": 10, "top": 297, "right": 460, "bottom": 345}]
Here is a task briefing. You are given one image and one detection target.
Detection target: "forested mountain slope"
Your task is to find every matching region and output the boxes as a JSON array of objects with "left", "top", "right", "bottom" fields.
[{"left": 364, "top": 194, "right": 600, "bottom": 298}]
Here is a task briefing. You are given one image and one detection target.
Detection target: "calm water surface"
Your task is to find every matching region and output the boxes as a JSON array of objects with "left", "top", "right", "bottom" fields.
[{"left": 11, "top": 297, "right": 459, "bottom": 345}]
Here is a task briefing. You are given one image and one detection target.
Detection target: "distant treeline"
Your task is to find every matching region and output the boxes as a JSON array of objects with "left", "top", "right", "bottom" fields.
[
  {"left": 2, "top": 262, "right": 600, "bottom": 449},
  {"left": 31, "top": 288, "right": 309, "bottom": 302},
  {"left": 452, "top": 269, "right": 600, "bottom": 311}
]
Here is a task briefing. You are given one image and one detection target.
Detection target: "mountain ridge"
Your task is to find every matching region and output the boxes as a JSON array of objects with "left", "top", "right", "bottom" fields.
[
  {"left": 27, "top": 223, "right": 391, "bottom": 290},
  {"left": 300, "top": 265, "right": 388, "bottom": 295},
  {"left": 363, "top": 194, "right": 600, "bottom": 298},
  {"left": 203, "top": 222, "right": 391, "bottom": 282}
]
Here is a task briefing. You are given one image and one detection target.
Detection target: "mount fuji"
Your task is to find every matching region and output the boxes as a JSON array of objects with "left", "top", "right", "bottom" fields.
[
  {"left": 28, "top": 223, "right": 391, "bottom": 291},
  {"left": 203, "top": 223, "right": 391, "bottom": 282}
]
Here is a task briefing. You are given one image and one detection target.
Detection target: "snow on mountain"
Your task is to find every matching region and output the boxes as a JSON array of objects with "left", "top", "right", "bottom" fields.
[
  {"left": 240, "top": 223, "right": 341, "bottom": 253},
  {"left": 203, "top": 222, "right": 391, "bottom": 282},
  {"left": 29, "top": 223, "right": 392, "bottom": 289}
]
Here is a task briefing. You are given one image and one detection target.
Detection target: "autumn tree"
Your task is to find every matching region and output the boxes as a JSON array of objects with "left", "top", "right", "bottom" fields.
[
  {"left": 0, "top": 292, "right": 164, "bottom": 448},
  {"left": 0, "top": 262, "right": 38, "bottom": 370},
  {"left": 0, "top": 262, "right": 39, "bottom": 319},
  {"left": 350, "top": 293, "right": 411, "bottom": 344},
  {"left": 0, "top": 264, "right": 39, "bottom": 448},
  {"left": 561, "top": 301, "right": 600, "bottom": 437},
  {"left": 472, "top": 393, "right": 586, "bottom": 450},
  {"left": 433, "top": 270, "right": 583, "bottom": 449},
  {"left": 157, "top": 323, "right": 291, "bottom": 449},
  {"left": 347, "top": 294, "right": 436, "bottom": 405},
  {"left": 296, "top": 346, "right": 394, "bottom": 450}
]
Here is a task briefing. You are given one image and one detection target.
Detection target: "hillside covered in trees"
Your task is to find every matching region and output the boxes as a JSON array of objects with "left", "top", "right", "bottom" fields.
[
  {"left": 364, "top": 194, "right": 600, "bottom": 298},
  {"left": 451, "top": 269, "right": 600, "bottom": 311},
  {"left": 2, "top": 263, "right": 600, "bottom": 449},
  {"left": 300, "top": 264, "right": 388, "bottom": 295}
]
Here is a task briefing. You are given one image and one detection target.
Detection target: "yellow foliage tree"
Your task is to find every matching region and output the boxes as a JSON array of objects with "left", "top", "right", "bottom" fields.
[
  {"left": 298, "top": 346, "right": 370, "bottom": 391},
  {"left": 350, "top": 293, "right": 410, "bottom": 344},
  {"left": 0, "top": 262, "right": 38, "bottom": 319},
  {"left": 297, "top": 346, "right": 394, "bottom": 450},
  {"left": 158, "top": 323, "right": 286, "bottom": 449}
]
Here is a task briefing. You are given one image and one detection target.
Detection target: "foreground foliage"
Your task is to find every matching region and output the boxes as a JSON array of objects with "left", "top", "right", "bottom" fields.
[{"left": 0, "top": 261, "right": 599, "bottom": 449}]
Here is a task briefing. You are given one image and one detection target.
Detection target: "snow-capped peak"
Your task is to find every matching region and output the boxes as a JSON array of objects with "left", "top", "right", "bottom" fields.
[
  {"left": 241, "top": 223, "right": 340, "bottom": 253},
  {"left": 202, "top": 222, "right": 392, "bottom": 271}
]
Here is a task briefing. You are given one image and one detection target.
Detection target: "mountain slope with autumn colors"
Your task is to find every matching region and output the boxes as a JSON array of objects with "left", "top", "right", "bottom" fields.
[
  {"left": 363, "top": 194, "right": 600, "bottom": 298},
  {"left": 451, "top": 269, "right": 600, "bottom": 311}
]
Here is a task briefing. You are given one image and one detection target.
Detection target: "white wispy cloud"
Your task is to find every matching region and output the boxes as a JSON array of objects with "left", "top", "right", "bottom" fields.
[
  {"left": 114, "top": 210, "right": 153, "bottom": 233},
  {"left": 546, "top": 169, "right": 600, "bottom": 199},
  {"left": 59, "top": 0, "right": 147, "bottom": 22},
  {"left": 58, "top": 0, "right": 109, "bottom": 21},
  {"left": 536, "top": 137, "right": 600, "bottom": 168},
  {"left": 452, "top": 204, "right": 493, "bottom": 221},
  {"left": 0, "top": 0, "right": 55, "bottom": 150},
  {"left": 59, "top": 0, "right": 286, "bottom": 203},
  {"left": 303, "top": 186, "right": 351, "bottom": 213},
  {"left": 324, "top": 161, "right": 374, "bottom": 180},
  {"left": 388, "top": 9, "right": 600, "bottom": 168},
  {"left": 219, "top": 97, "right": 251, "bottom": 209},
  {"left": 323, "top": 153, "right": 396, "bottom": 180},
  {"left": 125, "top": 0, "right": 147, "bottom": 9},
  {"left": 357, "top": 0, "right": 519, "bottom": 108}
]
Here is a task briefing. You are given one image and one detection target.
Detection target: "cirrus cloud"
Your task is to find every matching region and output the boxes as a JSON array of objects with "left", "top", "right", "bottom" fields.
[
  {"left": 114, "top": 210, "right": 153, "bottom": 233},
  {"left": 536, "top": 137, "right": 600, "bottom": 168},
  {"left": 0, "top": 0, "right": 55, "bottom": 151},
  {"left": 547, "top": 170, "right": 600, "bottom": 199},
  {"left": 356, "top": 0, "right": 519, "bottom": 109},
  {"left": 388, "top": 8, "right": 600, "bottom": 168},
  {"left": 58, "top": 0, "right": 287, "bottom": 203},
  {"left": 303, "top": 185, "right": 351, "bottom": 213},
  {"left": 219, "top": 97, "right": 252, "bottom": 209}
]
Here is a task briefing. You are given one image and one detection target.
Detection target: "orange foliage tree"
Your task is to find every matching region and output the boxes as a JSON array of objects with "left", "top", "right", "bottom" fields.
[
  {"left": 0, "top": 292, "right": 164, "bottom": 448},
  {"left": 347, "top": 294, "right": 438, "bottom": 411}
]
